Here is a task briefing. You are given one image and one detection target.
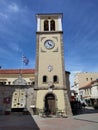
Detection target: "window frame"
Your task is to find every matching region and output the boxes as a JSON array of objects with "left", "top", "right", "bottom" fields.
[
  {"left": 53, "top": 75, "right": 59, "bottom": 83},
  {"left": 43, "top": 75, "right": 48, "bottom": 83}
]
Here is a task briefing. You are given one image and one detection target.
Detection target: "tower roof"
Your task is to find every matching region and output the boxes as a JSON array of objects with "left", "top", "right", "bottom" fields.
[{"left": 36, "top": 13, "right": 63, "bottom": 16}]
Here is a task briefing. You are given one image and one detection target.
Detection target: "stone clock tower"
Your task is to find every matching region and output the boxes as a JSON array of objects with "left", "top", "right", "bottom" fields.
[{"left": 34, "top": 13, "right": 72, "bottom": 116}]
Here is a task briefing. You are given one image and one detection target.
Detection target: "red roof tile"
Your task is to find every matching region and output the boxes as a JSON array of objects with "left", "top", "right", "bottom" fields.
[{"left": 0, "top": 69, "right": 35, "bottom": 74}]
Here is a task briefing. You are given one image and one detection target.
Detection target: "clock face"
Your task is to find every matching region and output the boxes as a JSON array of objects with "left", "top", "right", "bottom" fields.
[
  {"left": 44, "top": 40, "right": 55, "bottom": 49},
  {"left": 48, "top": 65, "right": 53, "bottom": 72}
]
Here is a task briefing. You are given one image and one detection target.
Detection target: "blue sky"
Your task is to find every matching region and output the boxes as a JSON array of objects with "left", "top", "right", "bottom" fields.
[{"left": 0, "top": 0, "right": 98, "bottom": 85}]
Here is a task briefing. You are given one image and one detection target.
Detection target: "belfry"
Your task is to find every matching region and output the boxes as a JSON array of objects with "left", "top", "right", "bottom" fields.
[{"left": 34, "top": 13, "right": 72, "bottom": 116}]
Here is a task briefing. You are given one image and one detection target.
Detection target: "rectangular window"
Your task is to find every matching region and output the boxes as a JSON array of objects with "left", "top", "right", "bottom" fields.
[
  {"left": 53, "top": 75, "right": 59, "bottom": 83},
  {"left": 43, "top": 76, "right": 47, "bottom": 83}
]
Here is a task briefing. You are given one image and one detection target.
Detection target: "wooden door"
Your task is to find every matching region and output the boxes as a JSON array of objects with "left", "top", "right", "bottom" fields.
[
  {"left": 45, "top": 94, "right": 56, "bottom": 114},
  {"left": 11, "top": 89, "right": 26, "bottom": 109}
]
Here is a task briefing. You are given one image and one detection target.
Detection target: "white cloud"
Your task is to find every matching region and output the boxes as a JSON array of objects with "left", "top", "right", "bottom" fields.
[
  {"left": 0, "top": 12, "right": 8, "bottom": 19},
  {"left": 0, "top": 2, "right": 20, "bottom": 22},
  {"left": 8, "top": 3, "right": 19, "bottom": 12}
]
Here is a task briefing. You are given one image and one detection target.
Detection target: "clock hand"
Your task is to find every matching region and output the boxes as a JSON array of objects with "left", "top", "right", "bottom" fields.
[{"left": 48, "top": 42, "right": 52, "bottom": 46}]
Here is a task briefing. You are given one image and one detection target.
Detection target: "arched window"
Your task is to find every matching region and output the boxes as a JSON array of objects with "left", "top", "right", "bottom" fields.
[
  {"left": 50, "top": 20, "right": 55, "bottom": 31},
  {"left": 0, "top": 82, "right": 6, "bottom": 85},
  {"left": 53, "top": 75, "right": 58, "bottom": 83},
  {"left": 44, "top": 20, "right": 49, "bottom": 31},
  {"left": 43, "top": 75, "right": 47, "bottom": 83}
]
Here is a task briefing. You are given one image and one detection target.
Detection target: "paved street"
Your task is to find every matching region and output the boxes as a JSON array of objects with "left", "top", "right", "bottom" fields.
[
  {"left": 0, "top": 107, "right": 98, "bottom": 130},
  {"left": 0, "top": 114, "right": 40, "bottom": 130}
]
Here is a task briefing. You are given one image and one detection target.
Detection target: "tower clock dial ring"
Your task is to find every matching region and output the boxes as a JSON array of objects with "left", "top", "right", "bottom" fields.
[{"left": 44, "top": 40, "right": 55, "bottom": 49}]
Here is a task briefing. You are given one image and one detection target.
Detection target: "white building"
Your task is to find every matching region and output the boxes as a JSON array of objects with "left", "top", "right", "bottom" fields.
[
  {"left": 79, "top": 80, "right": 98, "bottom": 107},
  {"left": 72, "top": 72, "right": 98, "bottom": 101}
]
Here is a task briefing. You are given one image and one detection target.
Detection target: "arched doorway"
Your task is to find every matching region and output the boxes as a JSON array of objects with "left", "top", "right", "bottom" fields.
[{"left": 44, "top": 93, "right": 56, "bottom": 115}]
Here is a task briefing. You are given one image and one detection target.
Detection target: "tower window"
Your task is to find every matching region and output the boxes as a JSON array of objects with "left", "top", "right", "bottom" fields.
[
  {"left": 53, "top": 75, "right": 58, "bottom": 83},
  {"left": 50, "top": 20, "right": 55, "bottom": 31},
  {"left": 44, "top": 20, "right": 49, "bottom": 31},
  {"left": 43, "top": 75, "right": 47, "bottom": 83}
]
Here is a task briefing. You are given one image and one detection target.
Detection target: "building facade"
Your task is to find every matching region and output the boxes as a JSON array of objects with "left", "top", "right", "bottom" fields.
[
  {"left": 79, "top": 80, "right": 98, "bottom": 107},
  {"left": 74, "top": 72, "right": 98, "bottom": 88},
  {"left": 0, "top": 69, "right": 71, "bottom": 115},
  {"left": 0, "top": 69, "right": 35, "bottom": 114},
  {"left": 73, "top": 72, "right": 98, "bottom": 101}
]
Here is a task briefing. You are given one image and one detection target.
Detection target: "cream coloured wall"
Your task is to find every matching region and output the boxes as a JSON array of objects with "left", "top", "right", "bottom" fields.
[
  {"left": 36, "top": 90, "right": 47, "bottom": 109},
  {"left": 35, "top": 14, "right": 72, "bottom": 116},
  {"left": 74, "top": 72, "right": 98, "bottom": 88},
  {"left": 91, "top": 83, "right": 98, "bottom": 98},
  {"left": 38, "top": 33, "right": 64, "bottom": 87},
  {"left": 54, "top": 90, "right": 65, "bottom": 110},
  {"left": 36, "top": 90, "right": 65, "bottom": 111},
  {"left": 0, "top": 74, "right": 35, "bottom": 85}
]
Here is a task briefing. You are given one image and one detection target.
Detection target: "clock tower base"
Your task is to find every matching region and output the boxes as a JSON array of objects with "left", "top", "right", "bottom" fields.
[{"left": 34, "top": 89, "right": 72, "bottom": 116}]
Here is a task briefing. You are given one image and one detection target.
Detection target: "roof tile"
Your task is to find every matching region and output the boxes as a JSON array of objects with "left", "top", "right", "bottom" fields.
[{"left": 0, "top": 69, "right": 35, "bottom": 74}]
